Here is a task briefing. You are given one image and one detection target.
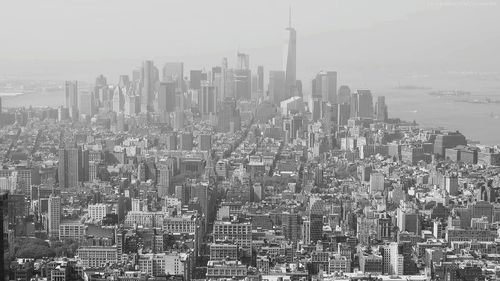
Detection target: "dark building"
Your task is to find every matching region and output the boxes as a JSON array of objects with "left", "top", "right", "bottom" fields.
[
  {"left": 433, "top": 131, "right": 467, "bottom": 157},
  {"left": 0, "top": 192, "right": 8, "bottom": 281},
  {"left": 189, "top": 70, "right": 203, "bottom": 90}
]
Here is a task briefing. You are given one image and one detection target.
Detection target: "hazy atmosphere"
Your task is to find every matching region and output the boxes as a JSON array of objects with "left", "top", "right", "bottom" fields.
[
  {"left": 1, "top": 0, "right": 499, "bottom": 83},
  {"left": 2, "top": 2, "right": 500, "bottom": 280}
]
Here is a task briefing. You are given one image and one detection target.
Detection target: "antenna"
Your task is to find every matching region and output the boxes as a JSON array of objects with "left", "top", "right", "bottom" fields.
[{"left": 289, "top": 5, "right": 292, "bottom": 28}]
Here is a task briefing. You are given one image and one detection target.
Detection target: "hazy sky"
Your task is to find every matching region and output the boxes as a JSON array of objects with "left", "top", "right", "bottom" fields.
[{"left": 1, "top": 0, "right": 500, "bottom": 83}]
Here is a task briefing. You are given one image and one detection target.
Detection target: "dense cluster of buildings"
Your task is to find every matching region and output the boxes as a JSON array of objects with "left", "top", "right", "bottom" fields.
[{"left": 1, "top": 10, "right": 500, "bottom": 281}]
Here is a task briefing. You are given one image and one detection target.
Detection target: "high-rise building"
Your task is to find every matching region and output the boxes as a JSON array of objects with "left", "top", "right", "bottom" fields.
[
  {"left": 220, "top": 58, "right": 228, "bottom": 99},
  {"left": 157, "top": 82, "right": 176, "bottom": 114},
  {"left": 284, "top": 7, "right": 297, "bottom": 99},
  {"left": 369, "top": 173, "right": 385, "bottom": 194},
  {"left": 338, "top": 85, "right": 351, "bottom": 104},
  {"left": 95, "top": 74, "right": 107, "bottom": 88},
  {"left": 312, "top": 71, "right": 337, "bottom": 103},
  {"left": 337, "top": 103, "right": 350, "bottom": 126},
  {"left": 78, "top": 91, "right": 95, "bottom": 116},
  {"left": 282, "top": 212, "right": 301, "bottom": 242},
  {"left": 189, "top": 70, "right": 203, "bottom": 90},
  {"left": 309, "top": 199, "right": 324, "bottom": 244},
  {"left": 118, "top": 75, "right": 130, "bottom": 88},
  {"left": 268, "top": 71, "right": 286, "bottom": 105},
  {"left": 198, "top": 134, "right": 212, "bottom": 151},
  {"left": 162, "top": 62, "right": 184, "bottom": 91},
  {"left": 357, "top": 90, "right": 374, "bottom": 118},
  {"left": 65, "top": 81, "right": 78, "bottom": 119},
  {"left": 257, "top": 65, "right": 264, "bottom": 93},
  {"left": 217, "top": 98, "right": 241, "bottom": 133},
  {"left": 79, "top": 149, "right": 89, "bottom": 182},
  {"left": 88, "top": 203, "right": 109, "bottom": 221},
  {"left": 48, "top": 195, "right": 61, "bottom": 237},
  {"left": 125, "top": 95, "right": 141, "bottom": 116},
  {"left": 236, "top": 52, "right": 250, "bottom": 70},
  {"left": 166, "top": 133, "right": 178, "bottom": 150},
  {"left": 157, "top": 163, "right": 171, "bottom": 197},
  {"left": 350, "top": 90, "right": 373, "bottom": 118},
  {"left": 141, "top": 60, "right": 157, "bottom": 112},
  {"left": 199, "top": 84, "right": 217, "bottom": 116},
  {"left": 0, "top": 192, "right": 7, "bottom": 280},
  {"left": 382, "top": 242, "right": 402, "bottom": 275},
  {"left": 58, "top": 147, "right": 80, "bottom": 189},
  {"left": 433, "top": 131, "right": 467, "bottom": 157},
  {"left": 180, "top": 133, "right": 193, "bottom": 151},
  {"left": 375, "top": 96, "right": 388, "bottom": 122},
  {"left": 234, "top": 69, "right": 251, "bottom": 100},
  {"left": 397, "top": 206, "right": 420, "bottom": 235},
  {"left": 112, "top": 86, "right": 124, "bottom": 113}
]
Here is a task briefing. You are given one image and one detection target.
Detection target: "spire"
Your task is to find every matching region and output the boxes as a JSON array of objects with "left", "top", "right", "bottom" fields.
[{"left": 289, "top": 5, "right": 292, "bottom": 28}]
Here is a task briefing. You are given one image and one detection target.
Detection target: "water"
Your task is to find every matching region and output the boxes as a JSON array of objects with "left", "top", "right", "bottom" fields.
[{"left": 2, "top": 71, "right": 500, "bottom": 145}]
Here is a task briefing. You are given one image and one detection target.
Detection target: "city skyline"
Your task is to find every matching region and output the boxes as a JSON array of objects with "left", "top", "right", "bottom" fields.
[
  {"left": 1, "top": 0, "right": 499, "bottom": 83},
  {"left": 2, "top": 2, "right": 500, "bottom": 281}
]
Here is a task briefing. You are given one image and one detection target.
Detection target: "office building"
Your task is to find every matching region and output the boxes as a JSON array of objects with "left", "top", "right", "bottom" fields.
[
  {"left": 180, "top": 133, "right": 193, "bottom": 151},
  {"left": 157, "top": 82, "right": 176, "bottom": 113},
  {"left": 58, "top": 147, "right": 80, "bottom": 189},
  {"left": 198, "top": 134, "right": 212, "bottom": 151},
  {"left": 48, "top": 196, "right": 61, "bottom": 237},
  {"left": 217, "top": 98, "right": 240, "bottom": 133},
  {"left": 268, "top": 71, "right": 286, "bottom": 105},
  {"left": 65, "top": 81, "right": 78, "bottom": 119},
  {"left": 88, "top": 203, "right": 109, "bottom": 221},
  {"left": 162, "top": 62, "right": 184, "bottom": 90},
  {"left": 369, "top": 173, "right": 385, "bottom": 194},
  {"left": 356, "top": 90, "right": 374, "bottom": 118},
  {"left": 338, "top": 85, "right": 351, "bottom": 104},
  {"left": 78, "top": 91, "right": 94, "bottom": 117},
  {"left": 257, "top": 65, "right": 264, "bottom": 93},
  {"left": 312, "top": 71, "right": 337, "bottom": 103},
  {"left": 199, "top": 84, "right": 217, "bottom": 116},
  {"left": 284, "top": 8, "right": 297, "bottom": 99},
  {"left": 433, "top": 131, "right": 467, "bottom": 157},
  {"left": 189, "top": 70, "right": 203, "bottom": 90},
  {"left": 141, "top": 60, "right": 158, "bottom": 112},
  {"left": 375, "top": 96, "right": 388, "bottom": 122},
  {"left": 382, "top": 242, "right": 403, "bottom": 275}
]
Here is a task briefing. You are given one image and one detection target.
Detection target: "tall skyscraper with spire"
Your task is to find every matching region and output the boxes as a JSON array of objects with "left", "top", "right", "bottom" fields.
[{"left": 284, "top": 6, "right": 297, "bottom": 100}]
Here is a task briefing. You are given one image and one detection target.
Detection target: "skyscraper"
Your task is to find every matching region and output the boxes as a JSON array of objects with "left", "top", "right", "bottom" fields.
[
  {"left": 58, "top": 147, "right": 80, "bottom": 189},
  {"left": 141, "top": 60, "right": 157, "bottom": 112},
  {"left": 236, "top": 52, "right": 250, "bottom": 70},
  {"left": 382, "top": 242, "right": 402, "bottom": 275},
  {"left": 257, "top": 65, "right": 264, "bottom": 93},
  {"left": 78, "top": 91, "right": 95, "bottom": 116},
  {"left": 48, "top": 195, "right": 61, "bottom": 237},
  {"left": 312, "top": 71, "right": 337, "bottom": 103},
  {"left": 0, "top": 192, "right": 7, "bottom": 280},
  {"left": 65, "top": 81, "right": 78, "bottom": 119},
  {"left": 189, "top": 70, "right": 203, "bottom": 90},
  {"left": 268, "top": 71, "right": 286, "bottom": 105},
  {"left": 157, "top": 82, "right": 176, "bottom": 114},
  {"left": 162, "top": 62, "right": 184, "bottom": 91},
  {"left": 350, "top": 90, "right": 374, "bottom": 118},
  {"left": 309, "top": 199, "right": 324, "bottom": 244},
  {"left": 375, "top": 96, "right": 388, "bottom": 122},
  {"left": 338, "top": 85, "right": 351, "bottom": 104},
  {"left": 221, "top": 58, "right": 228, "bottom": 99},
  {"left": 234, "top": 69, "right": 251, "bottom": 100},
  {"left": 357, "top": 90, "right": 374, "bottom": 118},
  {"left": 199, "top": 84, "right": 217, "bottom": 116},
  {"left": 284, "top": 7, "right": 297, "bottom": 99}
]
